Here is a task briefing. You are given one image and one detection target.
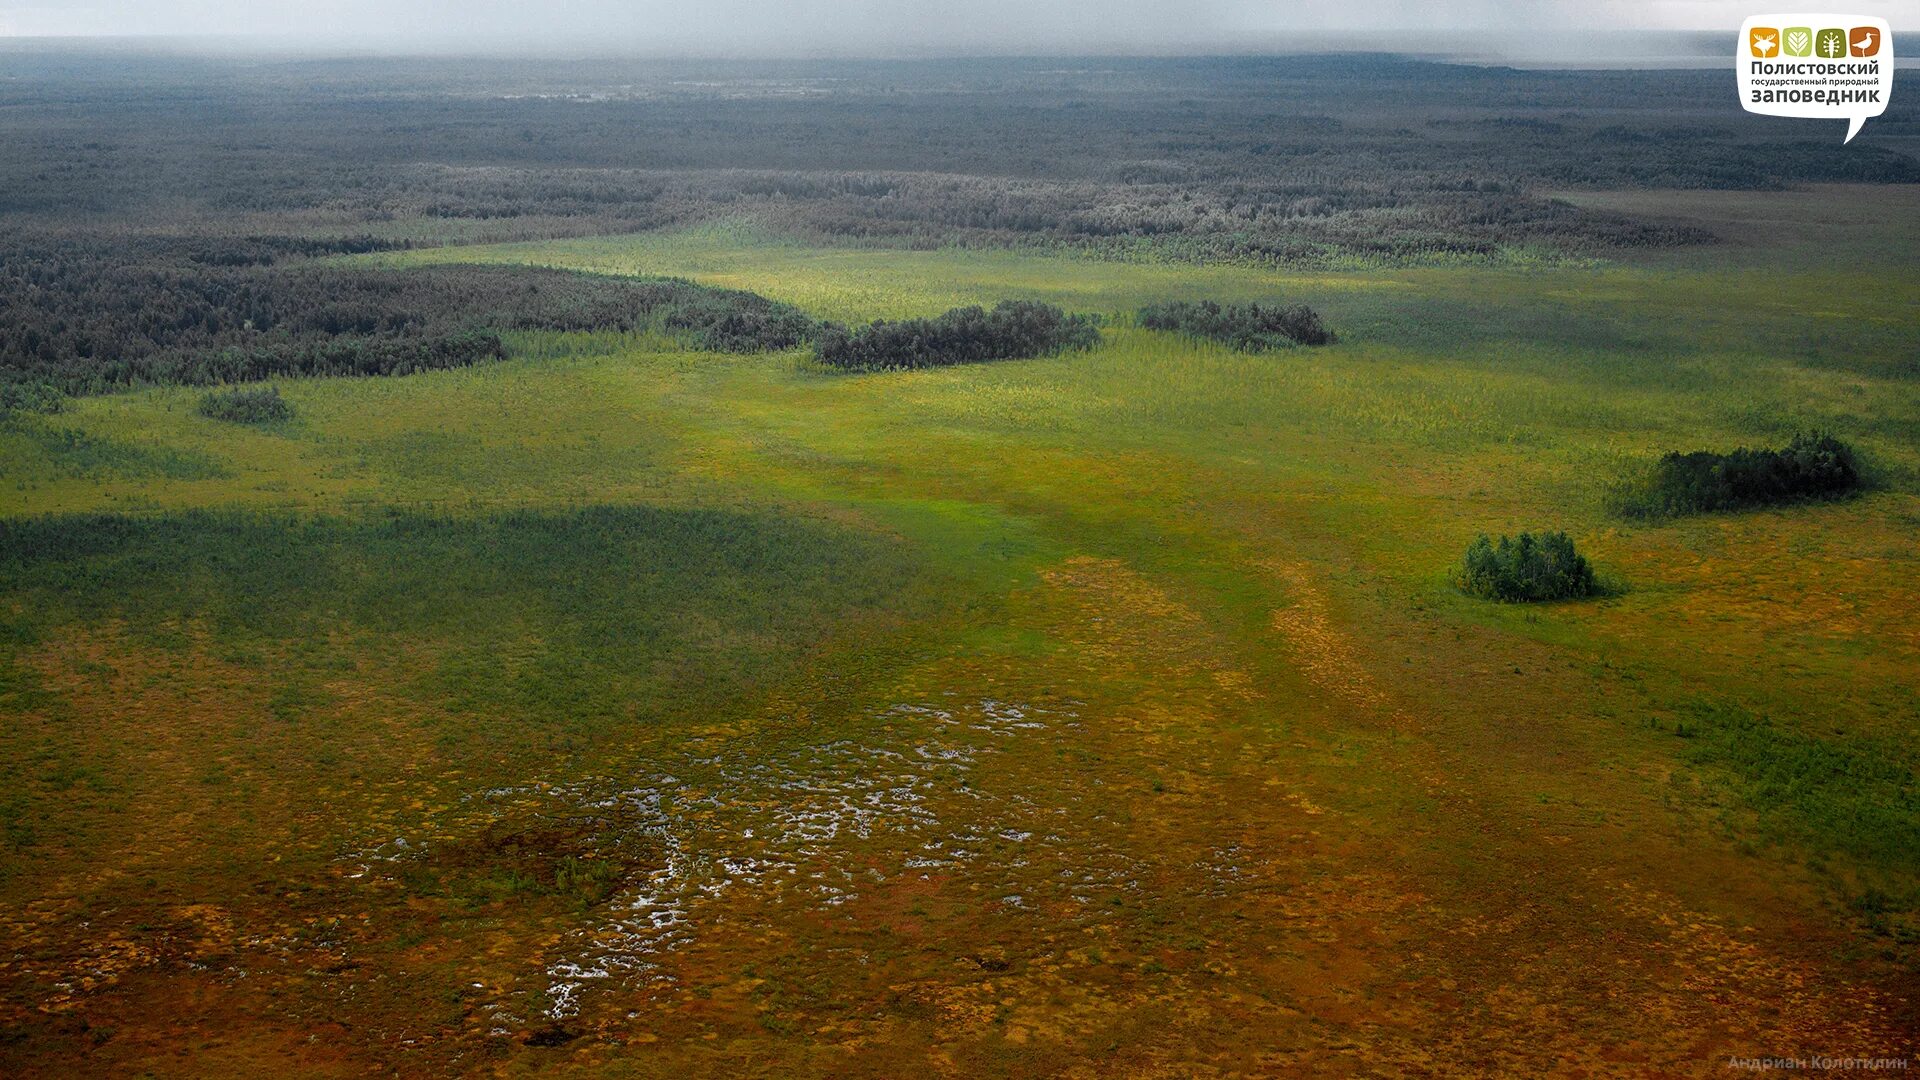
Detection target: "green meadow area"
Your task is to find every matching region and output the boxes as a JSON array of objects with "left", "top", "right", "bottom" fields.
[{"left": 3, "top": 185, "right": 1918, "bottom": 1074}]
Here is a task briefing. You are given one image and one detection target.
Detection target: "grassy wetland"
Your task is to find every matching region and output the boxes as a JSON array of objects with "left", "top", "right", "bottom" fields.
[{"left": 2, "top": 51, "right": 1919, "bottom": 1077}]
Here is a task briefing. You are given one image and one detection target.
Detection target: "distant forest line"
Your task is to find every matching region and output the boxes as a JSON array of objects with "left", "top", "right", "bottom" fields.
[
  {"left": 1, "top": 52, "right": 1916, "bottom": 396},
  {"left": 3, "top": 54, "right": 1916, "bottom": 262}
]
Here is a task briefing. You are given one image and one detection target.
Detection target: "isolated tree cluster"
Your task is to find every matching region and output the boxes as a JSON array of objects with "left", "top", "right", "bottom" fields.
[
  {"left": 1612, "top": 432, "right": 1862, "bottom": 518},
  {"left": 814, "top": 301, "right": 1101, "bottom": 371},
  {"left": 1137, "top": 300, "right": 1335, "bottom": 350},
  {"left": 1456, "top": 531, "right": 1598, "bottom": 603}
]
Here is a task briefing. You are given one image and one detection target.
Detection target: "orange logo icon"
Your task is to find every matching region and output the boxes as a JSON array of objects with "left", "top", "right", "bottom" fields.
[
  {"left": 1849, "top": 26, "right": 1880, "bottom": 56},
  {"left": 1750, "top": 27, "right": 1780, "bottom": 57}
]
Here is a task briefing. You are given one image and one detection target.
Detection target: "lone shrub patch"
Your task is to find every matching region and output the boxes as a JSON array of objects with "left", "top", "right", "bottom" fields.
[{"left": 198, "top": 385, "right": 294, "bottom": 424}]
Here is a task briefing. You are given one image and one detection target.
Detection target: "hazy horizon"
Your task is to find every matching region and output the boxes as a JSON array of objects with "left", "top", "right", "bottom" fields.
[
  {"left": 2, "top": 1, "right": 1914, "bottom": 62},
  {"left": 0, "top": 29, "right": 1790, "bottom": 71}
]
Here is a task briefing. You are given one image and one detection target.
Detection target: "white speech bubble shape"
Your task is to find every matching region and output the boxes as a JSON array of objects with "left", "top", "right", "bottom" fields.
[{"left": 1739, "top": 14, "right": 1893, "bottom": 143}]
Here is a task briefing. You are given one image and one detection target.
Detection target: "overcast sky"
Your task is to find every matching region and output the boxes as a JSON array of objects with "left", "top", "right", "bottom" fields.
[{"left": 2, "top": 0, "right": 1915, "bottom": 53}]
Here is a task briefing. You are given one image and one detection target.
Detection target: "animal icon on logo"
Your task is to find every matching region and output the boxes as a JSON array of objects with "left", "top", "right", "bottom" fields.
[{"left": 1763, "top": 24, "right": 1888, "bottom": 60}]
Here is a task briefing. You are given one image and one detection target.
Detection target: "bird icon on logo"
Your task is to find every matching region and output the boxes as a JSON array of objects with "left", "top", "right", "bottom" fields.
[
  {"left": 1849, "top": 27, "right": 1880, "bottom": 56},
  {"left": 1750, "top": 28, "right": 1780, "bottom": 57}
]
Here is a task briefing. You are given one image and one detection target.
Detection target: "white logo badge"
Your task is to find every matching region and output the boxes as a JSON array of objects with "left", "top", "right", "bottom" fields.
[{"left": 1739, "top": 14, "right": 1893, "bottom": 142}]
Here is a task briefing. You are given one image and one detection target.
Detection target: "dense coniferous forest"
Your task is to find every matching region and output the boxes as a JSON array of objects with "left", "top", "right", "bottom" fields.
[
  {"left": 3, "top": 53, "right": 1916, "bottom": 259},
  {"left": 0, "top": 257, "right": 814, "bottom": 396}
]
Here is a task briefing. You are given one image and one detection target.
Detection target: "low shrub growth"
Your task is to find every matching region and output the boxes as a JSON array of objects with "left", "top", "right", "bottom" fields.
[
  {"left": 197, "top": 385, "right": 294, "bottom": 424},
  {"left": 1657, "top": 698, "right": 1920, "bottom": 945},
  {"left": 1456, "top": 531, "right": 1597, "bottom": 602},
  {"left": 1610, "top": 432, "right": 1861, "bottom": 519},
  {"left": 815, "top": 300, "right": 1100, "bottom": 371},
  {"left": 1137, "top": 300, "right": 1335, "bottom": 350},
  {"left": 0, "top": 505, "right": 932, "bottom": 729},
  {"left": 0, "top": 381, "right": 66, "bottom": 416},
  {"left": 1668, "top": 700, "right": 1920, "bottom": 874}
]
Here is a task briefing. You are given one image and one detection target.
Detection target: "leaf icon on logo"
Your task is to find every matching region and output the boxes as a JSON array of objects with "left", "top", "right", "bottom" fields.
[{"left": 1786, "top": 30, "right": 1809, "bottom": 52}]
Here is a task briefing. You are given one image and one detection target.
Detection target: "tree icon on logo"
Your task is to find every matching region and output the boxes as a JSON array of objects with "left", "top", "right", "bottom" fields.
[
  {"left": 1816, "top": 28, "right": 1846, "bottom": 58},
  {"left": 1783, "top": 28, "right": 1812, "bottom": 56}
]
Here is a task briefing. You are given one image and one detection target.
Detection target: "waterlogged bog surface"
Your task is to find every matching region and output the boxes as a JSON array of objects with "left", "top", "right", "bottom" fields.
[
  {"left": 4, "top": 185, "right": 1920, "bottom": 1075},
  {"left": 344, "top": 696, "right": 1078, "bottom": 1028}
]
